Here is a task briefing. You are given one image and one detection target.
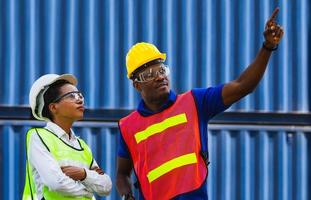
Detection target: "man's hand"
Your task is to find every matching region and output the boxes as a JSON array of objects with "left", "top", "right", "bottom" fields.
[
  {"left": 61, "top": 166, "right": 86, "bottom": 181},
  {"left": 263, "top": 7, "right": 284, "bottom": 48}
]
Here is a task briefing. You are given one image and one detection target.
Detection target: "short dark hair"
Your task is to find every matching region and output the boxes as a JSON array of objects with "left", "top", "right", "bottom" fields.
[{"left": 42, "top": 80, "right": 71, "bottom": 121}]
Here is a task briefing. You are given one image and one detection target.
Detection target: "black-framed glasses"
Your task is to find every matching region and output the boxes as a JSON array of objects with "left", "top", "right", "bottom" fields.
[
  {"left": 52, "top": 91, "right": 84, "bottom": 103},
  {"left": 134, "top": 64, "right": 170, "bottom": 83}
]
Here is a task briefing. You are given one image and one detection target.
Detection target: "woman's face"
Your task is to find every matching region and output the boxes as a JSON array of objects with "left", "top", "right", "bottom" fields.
[{"left": 50, "top": 83, "right": 85, "bottom": 122}]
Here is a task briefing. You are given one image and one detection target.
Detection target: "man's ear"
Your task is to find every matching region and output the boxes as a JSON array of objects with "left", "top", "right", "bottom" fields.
[{"left": 133, "top": 81, "right": 142, "bottom": 92}]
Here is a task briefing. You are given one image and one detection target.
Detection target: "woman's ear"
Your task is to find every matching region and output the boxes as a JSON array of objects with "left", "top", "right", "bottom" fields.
[{"left": 48, "top": 103, "right": 58, "bottom": 115}]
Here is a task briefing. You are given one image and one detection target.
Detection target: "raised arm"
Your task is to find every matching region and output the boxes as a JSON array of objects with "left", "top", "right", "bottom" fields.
[{"left": 222, "top": 7, "right": 284, "bottom": 106}]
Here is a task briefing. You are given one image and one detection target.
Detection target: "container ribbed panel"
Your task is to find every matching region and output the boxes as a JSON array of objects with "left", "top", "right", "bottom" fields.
[{"left": 0, "top": 0, "right": 309, "bottom": 111}]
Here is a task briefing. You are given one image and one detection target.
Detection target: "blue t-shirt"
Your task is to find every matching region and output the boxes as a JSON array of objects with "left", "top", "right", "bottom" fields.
[{"left": 118, "top": 85, "right": 229, "bottom": 200}]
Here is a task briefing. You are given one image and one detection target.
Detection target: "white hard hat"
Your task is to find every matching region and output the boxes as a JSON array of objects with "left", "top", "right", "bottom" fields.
[{"left": 29, "top": 74, "right": 77, "bottom": 121}]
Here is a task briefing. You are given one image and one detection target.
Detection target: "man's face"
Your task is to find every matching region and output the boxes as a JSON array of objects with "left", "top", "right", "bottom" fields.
[{"left": 133, "top": 63, "right": 170, "bottom": 102}]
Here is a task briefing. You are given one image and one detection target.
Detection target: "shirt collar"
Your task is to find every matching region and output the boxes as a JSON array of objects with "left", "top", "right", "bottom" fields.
[
  {"left": 45, "top": 121, "right": 77, "bottom": 139},
  {"left": 137, "top": 90, "right": 177, "bottom": 116}
]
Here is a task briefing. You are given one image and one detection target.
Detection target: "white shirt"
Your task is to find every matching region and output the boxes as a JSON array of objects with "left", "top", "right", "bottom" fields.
[{"left": 28, "top": 122, "right": 112, "bottom": 199}]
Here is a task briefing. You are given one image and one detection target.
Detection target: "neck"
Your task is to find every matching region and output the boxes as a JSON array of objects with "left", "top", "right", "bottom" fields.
[
  {"left": 143, "top": 94, "right": 169, "bottom": 113},
  {"left": 52, "top": 118, "right": 73, "bottom": 136}
]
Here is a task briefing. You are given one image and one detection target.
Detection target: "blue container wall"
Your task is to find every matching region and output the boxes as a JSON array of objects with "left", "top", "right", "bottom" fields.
[
  {"left": 0, "top": 0, "right": 310, "bottom": 200},
  {"left": 0, "top": 122, "right": 310, "bottom": 200},
  {"left": 0, "top": 0, "right": 309, "bottom": 111}
]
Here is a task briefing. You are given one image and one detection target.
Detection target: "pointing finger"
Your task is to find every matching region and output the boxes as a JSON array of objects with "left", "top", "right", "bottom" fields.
[{"left": 269, "top": 7, "right": 279, "bottom": 21}]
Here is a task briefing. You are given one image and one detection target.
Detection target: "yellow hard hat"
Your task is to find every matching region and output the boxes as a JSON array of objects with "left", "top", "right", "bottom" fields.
[{"left": 126, "top": 42, "right": 166, "bottom": 79}]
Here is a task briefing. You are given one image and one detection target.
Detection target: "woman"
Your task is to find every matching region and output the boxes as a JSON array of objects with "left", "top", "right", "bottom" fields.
[{"left": 23, "top": 74, "right": 112, "bottom": 200}]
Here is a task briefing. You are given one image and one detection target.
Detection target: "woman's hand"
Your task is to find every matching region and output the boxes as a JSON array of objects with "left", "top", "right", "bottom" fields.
[
  {"left": 61, "top": 166, "right": 86, "bottom": 181},
  {"left": 91, "top": 166, "right": 105, "bottom": 175}
]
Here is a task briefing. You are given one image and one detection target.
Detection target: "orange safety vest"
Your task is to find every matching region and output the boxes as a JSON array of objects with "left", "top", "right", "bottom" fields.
[{"left": 119, "top": 91, "right": 208, "bottom": 200}]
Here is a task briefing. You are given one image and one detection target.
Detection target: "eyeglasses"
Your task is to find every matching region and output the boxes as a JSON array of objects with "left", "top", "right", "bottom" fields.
[
  {"left": 134, "top": 64, "right": 170, "bottom": 83},
  {"left": 52, "top": 91, "right": 84, "bottom": 103}
]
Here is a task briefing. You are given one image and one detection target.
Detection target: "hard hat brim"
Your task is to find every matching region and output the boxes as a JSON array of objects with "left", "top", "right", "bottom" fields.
[
  {"left": 127, "top": 53, "right": 166, "bottom": 79},
  {"left": 54, "top": 74, "right": 77, "bottom": 86}
]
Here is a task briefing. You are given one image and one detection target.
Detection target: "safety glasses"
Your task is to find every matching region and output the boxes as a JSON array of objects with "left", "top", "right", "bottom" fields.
[
  {"left": 134, "top": 64, "right": 170, "bottom": 83},
  {"left": 52, "top": 91, "right": 84, "bottom": 103}
]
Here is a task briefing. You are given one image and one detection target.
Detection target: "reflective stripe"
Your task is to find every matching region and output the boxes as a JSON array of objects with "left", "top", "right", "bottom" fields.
[
  {"left": 147, "top": 153, "right": 197, "bottom": 183},
  {"left": 134, "top": 113, "right": 187, "bottom": 144}
]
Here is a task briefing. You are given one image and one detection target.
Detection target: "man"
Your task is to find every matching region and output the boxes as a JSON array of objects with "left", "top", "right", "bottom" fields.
[{"left": 116, "top": 8, "right": 283, "bottom": 200}]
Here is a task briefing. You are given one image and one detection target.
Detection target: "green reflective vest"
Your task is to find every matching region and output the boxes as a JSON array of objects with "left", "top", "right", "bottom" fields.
[{"left": 22, "top": 128, "right": 94, "bottom": 200}]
